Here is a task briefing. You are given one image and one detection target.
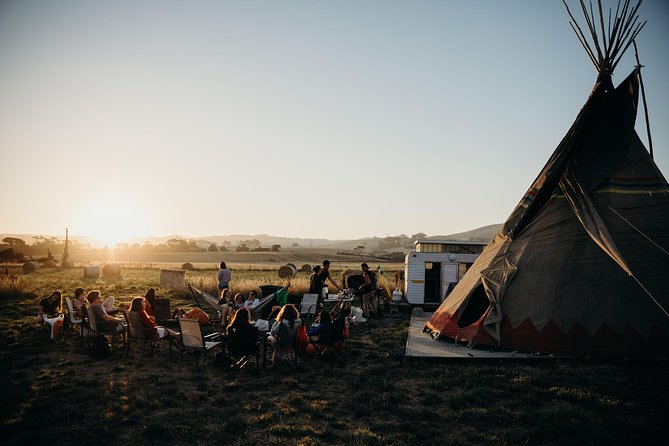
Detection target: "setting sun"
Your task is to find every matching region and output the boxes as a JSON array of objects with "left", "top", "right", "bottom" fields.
[{"left": 73, "top": 194, "right": 151, "bottom": 247}]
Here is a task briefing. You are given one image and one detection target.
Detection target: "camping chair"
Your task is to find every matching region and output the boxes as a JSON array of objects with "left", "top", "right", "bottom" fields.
[
  {"left": 154, "top": 298, "right": 178, "bottom": 328},
  {"left": 300, "top": 293, "right": 319, "bottom": 323},
  {"left": 83, "top": 304, "right": 125, "bottom": 354},
  {"left": 63, "top": 296, "right": 84, "bottom": 346},
  {"left": 310, "top": 317, "right": 347, "bottom": 363},
  {"left": 175, "top": 317, "right": 222, "bottom": 372},
  {"left": 271, "top": 322, "right": 298, "bottom": 366},
  {"left": 123, "top": 310, "right": 160, "bottom": 362},
  {"left": 188, "top": 284, "right": 223, "bottom": 324},
  {"left": 227, "top": 327, "right": 261, "bottom": 376}
]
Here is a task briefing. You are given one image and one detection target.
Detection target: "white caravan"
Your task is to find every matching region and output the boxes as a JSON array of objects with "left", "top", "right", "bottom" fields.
[{"left": 404, "top": 240, "right": 487, "bottom": 305}]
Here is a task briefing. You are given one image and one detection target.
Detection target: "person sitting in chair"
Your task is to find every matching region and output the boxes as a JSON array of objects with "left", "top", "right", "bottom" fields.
[
  {"left": 233, "top": 293, "right": 245, "bottom": 310},
  {"left": 267, "top": 304, "right": 301, "bottom": 349},
  {"left": 87, "top": 290, "right": 124, "bottom": 333},
  {"left": 144, "top": 288, "right": 158, "bottom": 321},
  {"left": 226, "top": 308, "right": 258, "bottom": 358},
  {"left": 307, "top": 310, "right": 333, "bottom": 342},
  {"left": 130, "top": 297, "right": 177, "bottom": 340},
  {"left": 243, "top": 290, "right": 260, "bottom": 310},
  {"left": 71, "top": 287, "right": 87, "bottom": 318},
  {"left": 218, "top": 288, "right": 234, "bottom": 326},
  {"left": 38, "top": 290, "right": 64, "bottom": 338},
  {"left": 38, "top": 290, "right": 61, "bottom": 323}
]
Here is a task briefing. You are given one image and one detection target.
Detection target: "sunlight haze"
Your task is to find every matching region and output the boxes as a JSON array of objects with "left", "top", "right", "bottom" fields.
[{"left": 1, "top": 0, "right": 667, "bottom": 244}]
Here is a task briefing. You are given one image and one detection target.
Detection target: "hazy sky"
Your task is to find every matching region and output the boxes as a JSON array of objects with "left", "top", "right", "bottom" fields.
[{"left": 1, "top": 0, "right": 667, "bottom": 245}]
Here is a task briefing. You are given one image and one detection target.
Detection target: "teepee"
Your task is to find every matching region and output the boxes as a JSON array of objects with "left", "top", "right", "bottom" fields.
[{"left": 425, "top": 0, "right": 669, "bottom": 357}]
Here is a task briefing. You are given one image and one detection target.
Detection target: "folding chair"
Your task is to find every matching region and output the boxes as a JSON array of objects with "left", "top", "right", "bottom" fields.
[
  {"left": 175, "top": 317, "right": 221, "bottom": 372},
  {"left": 227, "top": 327, "right": 261, "bottom": 376},
  {"left": 272, "top": 322, "right": 298, "bottom": 366},
  {"left": 300, "top": 294, "right": 319, "bottom": 324},
  {"left": 83, "top": 304, "right": 125, "bottom": 354},
  {"left": 310, "top": 318, "right": 347, "bottom": 363},
  {"left": 63, "top": 296, "right": 84, "bottom": 346},
  {"left": 123, "top": 310, "right": 158, "bottom": 362},
  {"left": 154, "top": 298, "right": 178, "bottom": 328}
]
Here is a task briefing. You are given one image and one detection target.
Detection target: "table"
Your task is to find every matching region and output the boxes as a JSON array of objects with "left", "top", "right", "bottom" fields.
[{"left": 322, "top": 295, "right": 355, "bottom": 314}]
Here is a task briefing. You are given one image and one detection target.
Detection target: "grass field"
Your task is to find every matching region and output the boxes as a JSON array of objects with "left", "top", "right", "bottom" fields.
[{"left": 1, "top": 263, "right": 668, "bottom": 445}]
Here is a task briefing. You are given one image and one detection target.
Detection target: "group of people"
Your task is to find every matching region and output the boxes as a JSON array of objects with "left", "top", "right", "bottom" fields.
[
  {"left": 217, "top": 288, "right": 261, "bottom": 325},
  {"left": 308, "top": 260, "right": 379, "bottom": 319},
  {"left": 36, "top": 259, "right": 362, "bottom": 364}
]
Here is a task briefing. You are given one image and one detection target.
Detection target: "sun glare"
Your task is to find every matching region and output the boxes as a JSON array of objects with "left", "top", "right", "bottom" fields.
[{"left": 74, "top": 195, "right": 151, "bottom": 248}]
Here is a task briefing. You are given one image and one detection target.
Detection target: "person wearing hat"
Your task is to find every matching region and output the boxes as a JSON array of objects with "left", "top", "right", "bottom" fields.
[{"left": 359, "top": 263, "right": 378, "bottom": 318}]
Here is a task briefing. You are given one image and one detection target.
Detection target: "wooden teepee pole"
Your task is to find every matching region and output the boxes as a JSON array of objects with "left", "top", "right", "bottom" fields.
[{"left": 633, "top": 40, "right": 654, "bottom": 160}]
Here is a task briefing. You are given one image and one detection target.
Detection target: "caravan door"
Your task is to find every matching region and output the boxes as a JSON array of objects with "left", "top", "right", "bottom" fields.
[
  {"left": 424, "top": 262, "right": 441, "bottom": 304},
  {"left": 442, "top": 262, "right": 458, "bottom": 300}
]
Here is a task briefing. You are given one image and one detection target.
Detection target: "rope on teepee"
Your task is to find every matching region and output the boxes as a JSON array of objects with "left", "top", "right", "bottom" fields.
[
  {"left": 631, "top": 275, "right": 669, "bottom": 319},
  {"left": 601, "top": 202, "right": 669, "bottom": 319},
  {"left": 604, "top": 203, "right": 669, "bottom": 257}
]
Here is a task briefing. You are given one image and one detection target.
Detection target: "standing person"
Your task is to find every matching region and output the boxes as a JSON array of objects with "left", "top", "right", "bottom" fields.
[
  {"left": 318, "top": 260, "right": 342, "bottom": 298},
  {"left": 360, "top": 263, "right": 378, "bottom": 318},
  {"left": 308, "top": 265, "right": 323, "bottom": 294},
  {"left": 217, "top": 261, "right": 232, "bottom": 291}
]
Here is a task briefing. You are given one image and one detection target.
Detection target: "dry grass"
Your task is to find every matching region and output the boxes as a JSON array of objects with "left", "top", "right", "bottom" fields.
[{"left": 1, "top": 264, "right": 668, "bottom": 445}]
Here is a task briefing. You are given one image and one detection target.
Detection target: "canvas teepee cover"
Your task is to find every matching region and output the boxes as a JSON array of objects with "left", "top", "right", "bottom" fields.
[{"left": 425, "top": 1, "right": 669, "bottom": 357}]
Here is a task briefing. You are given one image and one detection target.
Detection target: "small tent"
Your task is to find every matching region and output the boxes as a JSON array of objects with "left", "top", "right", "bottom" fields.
[{"left": 425, "top": 0, "right": 669, "bottom": 357}]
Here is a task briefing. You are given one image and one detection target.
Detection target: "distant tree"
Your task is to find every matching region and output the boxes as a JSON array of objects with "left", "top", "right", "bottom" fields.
[
  {"left": 166, "top": 238, "right": 189, "bottom": 252},
  {"left": 2, "top": 237, "right": 26, "bottom": 247},
  {"left": 222, "top": 240, "right": 231, "bottom": 246},
  {"left": 291, "top": 242, "right": 299, "bottom": 247},
  {"left": 411, "top": 233, "right": 427, "bottom": 240},
  {"left": 238, "top": 239, "right": 261, "bottom": 249},
  {"left": 219, "top": 245, "right": 227, "bottom": 252},
  {"left": 236, "top": 244, "right": 249, "bottom": 252},
  {"left": 208, "top": 243, "right": 218, "bottom": 252}
]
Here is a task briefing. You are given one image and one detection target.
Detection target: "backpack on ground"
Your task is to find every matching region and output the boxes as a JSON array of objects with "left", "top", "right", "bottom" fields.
[{"left": 86, "top": 335, "right": 111, "bottom": 359}]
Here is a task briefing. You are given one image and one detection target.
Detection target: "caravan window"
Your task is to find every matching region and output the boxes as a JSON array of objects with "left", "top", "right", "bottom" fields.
[{"left": 459, "top": 263, "right": 473, "bottom": 279}]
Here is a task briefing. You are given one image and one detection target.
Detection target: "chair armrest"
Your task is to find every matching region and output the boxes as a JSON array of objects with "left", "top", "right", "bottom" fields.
[{"left": 204, "top": 332, "right": 223, "bottom": 341}]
